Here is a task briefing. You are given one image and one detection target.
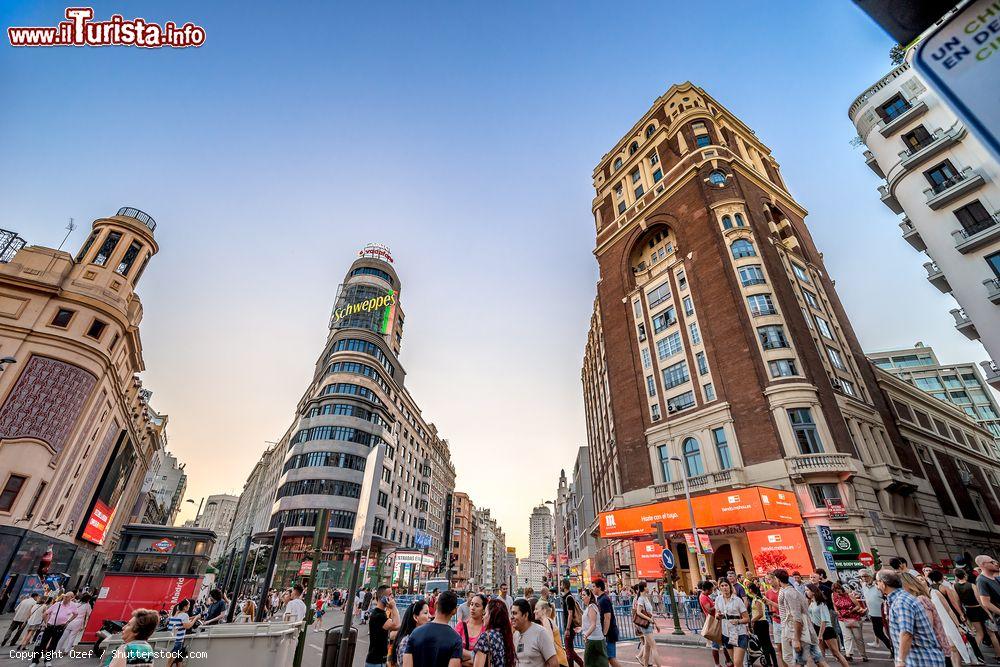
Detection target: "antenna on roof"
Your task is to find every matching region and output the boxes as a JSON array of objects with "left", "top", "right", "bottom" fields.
[{"left": 56, "top": 218, "right": 76, "bottom": 251}]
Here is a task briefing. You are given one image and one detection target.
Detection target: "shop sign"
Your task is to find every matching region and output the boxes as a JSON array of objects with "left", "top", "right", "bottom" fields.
[
  {"left": 299, "top": 560, "right": 313, "bottom": 576},
  {"left": 831, "top": 559, "right": 865, "bottom": 569},
  {"left": 829, "top": 531, "right": 860, "bottom": 556},
  {"left": 151, "top": 538, "right": 176, "bottom": 553},
  {"left": 393, "top": 552, "right": 424, "bottom": 565},
  {"left": 633, "top": 540, "right": 664, "bottom": 579},
  {"left": 824, "top": 499, "right": 848, "bottom": 519},
  {"left": 746, "top": 526, "right": 814, "bottom": 575},
  {"left": 359, "top": 243, "right": 394, "bottom": 264},
  {"left": 599, "top": 486, "right": 803, "bottom": 539}
]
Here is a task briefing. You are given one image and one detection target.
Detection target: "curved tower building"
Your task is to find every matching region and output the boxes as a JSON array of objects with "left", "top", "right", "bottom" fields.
[{"left": 268, "top": 244, "right": 455, "bottom": 587}]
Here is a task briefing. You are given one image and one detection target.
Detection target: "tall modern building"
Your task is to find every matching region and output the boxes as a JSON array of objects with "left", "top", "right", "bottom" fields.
[
  {"left": 868, "top": 344, "right": 1000, "bottom": 443},
  {"left": 582, "top": 82, "right": 1000, "bottom": 589},
  {"left": 848, "top": 56, "right": 1000, "bottom": 391},
  {"left": 266, "top": 244, "right": 456, "bottom": 587},
  {"left": 526, "top": 505, "right": 551, "bottom": 589},
  {"left": 0, "top": 208, "right": 163, "bottom": 604}
]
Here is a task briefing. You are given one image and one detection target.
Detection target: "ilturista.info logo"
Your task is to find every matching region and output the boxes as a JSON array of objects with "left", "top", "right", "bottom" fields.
[{"left": 8, "top": 7, "right": 206, "bottom": 48}]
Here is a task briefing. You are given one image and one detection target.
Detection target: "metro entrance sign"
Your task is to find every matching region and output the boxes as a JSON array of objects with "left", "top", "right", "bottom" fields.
[{"left": 914, "top": 0, "right": 1000, "bottom": 164}]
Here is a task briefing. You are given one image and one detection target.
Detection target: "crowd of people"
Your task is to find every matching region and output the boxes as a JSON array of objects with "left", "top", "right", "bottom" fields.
[{"left": 693, "top": 554, "right": 1000, "bottom": 667}]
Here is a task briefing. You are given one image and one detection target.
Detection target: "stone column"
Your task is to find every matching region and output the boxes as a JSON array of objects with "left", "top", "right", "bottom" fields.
[
  {"left": 891, "top": 534, "right": 909, "bottom": 562},
  {"left": 902, "top": 535, "right": 921, "bottom": 566},
  {"left": 916, "top": 538, "right": 934, "bottom": 565}
]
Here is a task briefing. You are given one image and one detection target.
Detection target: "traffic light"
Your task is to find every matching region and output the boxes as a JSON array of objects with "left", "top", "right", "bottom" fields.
[
  {"left": 651, "top": 521, "right": 666, "bottom": 547},
  {"left": 871, "top": 547, "right": 881, "bottom": 570}
]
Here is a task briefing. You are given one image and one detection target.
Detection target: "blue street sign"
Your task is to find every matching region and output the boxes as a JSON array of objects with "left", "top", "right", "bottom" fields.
[
  {"left": 661, "top": 548, "right": 675, "bottom": 570},
  {"left": 823, "top": 551, "right": 838, "bottom": 574},
  {"left": 817, "top": 525, "right": 833, "bottom": 547}
]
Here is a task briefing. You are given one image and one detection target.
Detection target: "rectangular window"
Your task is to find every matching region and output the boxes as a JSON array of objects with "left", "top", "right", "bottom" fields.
[
  {"left": 634, "top": 185, "right": 644, "bottom": 199},
  {"left": 809, "top": 483, "right": 842, "bottom": 508},
  {"left": 75, "top": 231, "right": 99, "bottom": 263},
  {"left": 839, "top": 378, "right": 858, "bottom": 397},
  {"left": 618, "top": 201, "right": 627, "bottom": 214},
  {"left": 696, "top": 351, "right": 709, "bottom": 375},
  {"left": 86, "top": 319, "right": 107, "bottom": 340},
  {"left": 688, "top": 322, "right": 701, "bottom": 344},
  {"left": 801, "top": 289, "right": 820, "bottom": 309},
  {"left": 942, "top": 375, "right": 962, "bottom": 389},
  {"left": 878, "top": 93, "right": 909, "bottom": 121},
  {"left": 652, "top": 168, "right": 663, "bottom": 183},
  {"left": 769, "top": 358, "right": 797, "bottom": 377},
  {"left": 815, "top": 316, "right": 834, "bottom": 339},
  {"left": 647, "top": 282, "right": 671, "bottom": 308},
  {"left": 667, "top": 391, "right": 696, "bottom": 413},
  {"left": 954, "top": 200, "right": 995, "bottom": 236},
  {"left": 703, "top": 382, "right": 716, "bottom": 401},
  {"left": 652, "top": 307, "right": 676, "bottom": 333},
  {"left": 51, "top": 308, "right": 74, "bottom": 328},
  {"left": 826, "top": 346, "right": 846, "bottom": 370},
  {"left": 649, "top": 152, "right": 659, "bottom": 166},
  {"left": 646, "top": 375, "right": 656, "bottom": 397},
  {"left": 747, "top": 293, "right": 776, "bottom": 316},
  {"left": 757, "top": 325, "right": 789, "bottom": 350},
  {"left": 638, "top": 323, "right": 646, "bottom": 341},
  {"left": 633, "top": 300, "right": 643, "bottom": 319},
  {"left": 683, "top": 296, "right": 694, "bottom": 316},
  {"left": 914, "top": 410, "right": 933, "bottom": 430},
  {"left": 696, "top": 135, "right": 711, "bottom": 147},
  {"left": 951, "top": 390, "right": 971, "bottom": 404},
  {"left": 788, "top": 408, "right": 823, "bottom": 454},
  {"left": 662, "top": 361, "right": 690, "bottom": 390},
  {"left": 116, "top": 241, "right": 143, "bottom": 276},
  {"left": 651, "top": 403, "right": 661, "bottom": 421},
  {"left": 914, "top": 377, "right": 943, "bottom": 391},
  {"left": 0, "top": 474, "right": 27, "bottom": 512},
  {"left": 712, "top": 428, "right": 732, "bottom": 470},
  {"left": 791, "top": 263, "right": 811, "bottom": 283},
  {"left": 631, "top": 169, "right": 641, "bottom": 184},
  {"left": 677, "top": 271, "right": 687, "bottom": 289},
  {"left": 658, "top": 445, "right": 672, "bottom": 482},
  {"left": 738, "top": 265, "right": 766, "bottom": 286},
  {"left": 641, "top": 348, "right": 652, "bottom": 370},
  {"left": 656, "top": 332, "right": 682, "bottom": 360},
  {"left": 901, "top": 125, "right": 933, "bottom": 153},
  {"left": 924, "top": 159, "right": 959, "bottom": 193},
  {"left": 92, "top": 231, "right": 122, "bottom": 267}
]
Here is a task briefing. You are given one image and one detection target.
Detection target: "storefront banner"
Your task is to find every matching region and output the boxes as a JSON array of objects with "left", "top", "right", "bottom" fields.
[
  {"left": 746, "top": 526, "right": 814, "bottom": 575},
  {"left": 683, "top": 532, "right": 713, "bottom": 553},
  {"left": 599, "top": 486, "right": 802, "bottom": 538},
  {"left": 633, "top": 540, "right": 664, "bottom": 579}
]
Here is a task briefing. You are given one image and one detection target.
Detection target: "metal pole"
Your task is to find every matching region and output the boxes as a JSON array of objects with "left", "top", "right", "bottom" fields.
[
  {"left": 665, "top": 562, "right": 683, "bottom": 635},
  {"left": 256, "top": 522, "right": 284, "bottom": 622},
  {"left": 294, "top": 508, "right": 330, "bottom": 667},
  {"left": 221, "top": 545, "right": 239, "bottom": 596},
  {"left": 247, "top": 546, "right": 263, "bottom": 597},
  {"left": 336, "top": 550, "right": 363, "bottom": 667},
  {"left": 226, "top": 534, "right": 254, "bottom": 623},
  {"left": 675, "top": 457, "right": 705, "bottom": 581}
]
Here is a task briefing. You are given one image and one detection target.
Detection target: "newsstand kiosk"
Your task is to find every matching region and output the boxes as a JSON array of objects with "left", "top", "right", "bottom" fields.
[{"left": 83, "top": 524, "right": 216, "bottom": 642}]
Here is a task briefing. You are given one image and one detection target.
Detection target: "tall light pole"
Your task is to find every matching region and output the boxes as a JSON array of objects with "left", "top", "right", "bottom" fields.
[
  {"left": 544, "top": 500, "right": 563, "bottom": 584},
  {"left": 670, "top": 456, "right": 707, "bottom": 581}
]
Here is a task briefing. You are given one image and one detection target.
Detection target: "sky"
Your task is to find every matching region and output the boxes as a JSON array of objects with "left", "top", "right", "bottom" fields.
[{"left": 0, "top": 1, "right": 991, "bottom": 555}]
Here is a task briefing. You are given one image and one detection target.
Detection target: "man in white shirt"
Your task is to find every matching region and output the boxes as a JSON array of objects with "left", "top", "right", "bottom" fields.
[
  {"left": 284, "top": 584, "right": 308, "bottom": 623},
  {"left": 3, "top": 593, "right": 39, "bottom": 646},
  {"left": 511, "top": 599, "right": 557, "bottom": 667}
]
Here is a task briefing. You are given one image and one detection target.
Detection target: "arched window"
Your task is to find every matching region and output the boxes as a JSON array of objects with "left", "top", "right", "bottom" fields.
[
  {"left": 683, "top": 438, "right": 704, "bottom": 476},
  {"left": 709, "top": 170, "right": 727, "bottom": 186},
  {"left": 629, "top": 141, "right": 639, "bottom": 155},
  {"left": 646, "top": 124, "right": 656, "bottom": 138},
  {"left": 722, "top": 215, "right": 733, "bottom": 230},
  {"left": 614, "top": 157, "right": 623, "bottom": 171},
  {"left": 731, "top": 239, "right": 756, "bottom": 259},
  {"left": 735, "top": 213, "right": 746, "bottom": 227}
]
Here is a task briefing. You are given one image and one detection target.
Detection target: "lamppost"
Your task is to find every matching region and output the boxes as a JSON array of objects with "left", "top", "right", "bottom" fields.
[
  {"left": 669, "top": 455, "right": 706, "bottom": 580},
  {"left": 544, "top": 500, "right": 564, "bottom": 584}
]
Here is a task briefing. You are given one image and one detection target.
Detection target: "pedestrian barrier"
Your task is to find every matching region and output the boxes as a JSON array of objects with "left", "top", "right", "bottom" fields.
[{"left": 102, "top": 621, "right": 302, "bottom": 666}]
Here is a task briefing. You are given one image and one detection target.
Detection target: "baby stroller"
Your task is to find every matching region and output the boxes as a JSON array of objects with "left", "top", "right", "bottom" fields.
[{"left": 743, "top": 631, "right": 766, "bottom": 667}]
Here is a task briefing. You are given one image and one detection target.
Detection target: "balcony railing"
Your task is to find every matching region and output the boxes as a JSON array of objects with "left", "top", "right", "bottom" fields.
[
  {"left": 899, "top": 218, "right": 926, "bottom": 251},
  {"left": 924, "top": 261, "right": 951, "bottom": 293},
  {"left": 864, "top": 150, "right": 885, "bottom": 179},
  {"left": 985, "top": 278, "right": 1000, "bottom": 305},
  {"left": 924, "top": 167, "right": 985, "bottom": 209},
  {"left": 950, "top": 308, "right": 979, "bottom": 341},
  {"left": 952, "top": 214, "right": 1000, "bottom": 253},
  {"left": 878, "top": 184, "right": 903, "bottom": 214},
  {"left": 785, "top": 452, "right": 856, "bottom": 479},
  {"left": 116, "top": 206, "right": 157, "bottom": 233},
  {"left": 653, "top": 468, "right": 745, "bottom": 497},
  {"left": 0, "top": 228, "right": 27, "bottom": 263},
  {"left": 896, "top": 125, "right": 962, "bottom": 172}
]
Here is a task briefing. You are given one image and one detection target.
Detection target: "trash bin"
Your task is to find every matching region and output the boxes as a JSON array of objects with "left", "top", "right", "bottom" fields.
[{"left": 322, "top": 626, "right": 358, "bottom": 667}]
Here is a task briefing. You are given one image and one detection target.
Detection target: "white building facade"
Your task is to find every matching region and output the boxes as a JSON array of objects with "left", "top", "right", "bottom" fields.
[
  {"left": 197, "top": 493, "right": 239, "bottom": 561},
  {"left": 526, "top": 505, "right": 552, "bottom": 590},
  {"left": 849, "top": 57, "right": 1000, "bottom": 391}
]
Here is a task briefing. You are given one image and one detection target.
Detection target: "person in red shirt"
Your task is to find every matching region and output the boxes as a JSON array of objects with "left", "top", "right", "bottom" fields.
[
  {"left": 699, "top": 581, "right": 733, "bottom": 667},
  {"left": 428, "top": 589, "right": 438, "bottom": 616},
  {"left": 762, "top": 574, "right": 787, "bottom": 667}
]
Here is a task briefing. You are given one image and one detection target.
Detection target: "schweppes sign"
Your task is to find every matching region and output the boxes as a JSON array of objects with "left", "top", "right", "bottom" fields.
[{"left": 332, "top": 290, "right": 396, "bottom": 332}]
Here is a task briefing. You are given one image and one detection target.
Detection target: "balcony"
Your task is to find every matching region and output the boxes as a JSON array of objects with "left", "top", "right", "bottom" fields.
[
  {"left": 951, "top": 214, "right": 1000, "bottom": 253},
  {"left": 924, "top": 167, "right": 985, "bottom": 210},
  {"left": 865, "top": 150, "right": 885, "bottom": 178},
  {"left": 785, "top": 452, "right": 856, "bottom": 480},
  {"left": 900, "top": 218, "right": 926, "bottom": 251},
  {"left": 896, "top": 125, "right": 963, "bottom": 172},
  {"left": 652, "top": 467, "right": 746, "bottom": 498},
  {"left": 950, "top": 308, "right": 979, "bottom": 341},
  {"left": 116, "top": 206, "right": 157, "bottom": 233},
  {"left": 986, "top": 278, "right": 1000, "bottom": 305},
  {"left": 878, "top": 99, "right": 929, "bottom": 137},
  {"left": 924, "top": 261, "right": 951, "bottom": 293},
  {"left": 879, "top": 184, "right": 903, "bottom": 214},
  {"left": 981, "top": 360, "right": 1000, "bottom": 391}
]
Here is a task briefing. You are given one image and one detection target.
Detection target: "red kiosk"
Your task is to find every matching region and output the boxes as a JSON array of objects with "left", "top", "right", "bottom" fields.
[{"left": 83, "top": 524, "right": 216, "bottom": 642}]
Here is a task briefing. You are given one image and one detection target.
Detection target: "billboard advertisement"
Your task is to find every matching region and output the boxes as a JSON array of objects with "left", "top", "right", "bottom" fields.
[
  {"left": 79, "top": 431, "right": 136, "bottom": 546},
  {"left": 80, "top": 499, "right": 115, "bottom": 545},
  {"left": 330, "top": 283, "right": 397, "bottom": 335},
  {"left": 745, "top": 526, "right": 814, "bottom": 575},
  {"left": 598, "top": 486, "right": 802, "bottom": 539},
  {"left": 632, "top": 540, "right": 664, "bottom": 579}
]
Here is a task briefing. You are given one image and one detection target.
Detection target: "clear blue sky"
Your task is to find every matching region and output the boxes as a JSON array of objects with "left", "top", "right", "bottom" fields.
[{"left": 1, "top": 1, "right": 987, "bottom": 552}]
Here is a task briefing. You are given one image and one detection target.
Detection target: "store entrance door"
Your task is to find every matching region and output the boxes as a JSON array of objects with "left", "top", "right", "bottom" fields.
[{"left": 712, "top": 544, "right": 734, "bottom": 580}]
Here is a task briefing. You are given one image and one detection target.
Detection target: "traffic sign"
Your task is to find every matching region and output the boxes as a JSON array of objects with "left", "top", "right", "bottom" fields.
[
  {"left": 823, "top": 551, "right": 838, "bottom": 574},
  {"left": 915, "top": 0, "right": 1000, "bottom": 164},
  {"left": 817, "top": 525, "right": 833, "bottom": 546},
  {"left": 858, "top": 552, "right": 875, "bottom": 568},
  {"left": 661, "top": 548, "right": 675, "bottom": 571}
]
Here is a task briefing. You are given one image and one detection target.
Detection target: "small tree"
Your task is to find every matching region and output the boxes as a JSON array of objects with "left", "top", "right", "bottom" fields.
[
  {"left": 752, "top": 550, "right": 803, "bottom": 576},
  {"left": 890, "top": 44, "right": 905, "bottom": 66}
]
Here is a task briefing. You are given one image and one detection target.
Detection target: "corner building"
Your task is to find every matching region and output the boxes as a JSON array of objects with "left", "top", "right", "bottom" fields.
[
  {"left": 268, "top": 244, "right": 456, "bottom": 587},
  {"left": 583, "top": 83, "right": 1000, "bottom": 590}
]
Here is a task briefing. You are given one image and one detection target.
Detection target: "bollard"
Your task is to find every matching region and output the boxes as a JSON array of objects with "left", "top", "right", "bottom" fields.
[{"left": 322, "top": 626, "right": 357, "bottom": 667}]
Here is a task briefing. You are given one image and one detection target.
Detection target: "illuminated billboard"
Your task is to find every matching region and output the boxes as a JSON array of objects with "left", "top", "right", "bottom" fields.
[{"left": 330, "top": 283, "right": 396, "bottom": 335}]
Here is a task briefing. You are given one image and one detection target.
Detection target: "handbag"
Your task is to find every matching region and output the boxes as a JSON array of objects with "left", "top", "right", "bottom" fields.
[
  {"left": 632, "top": 606, "right": 650, "bottom": 629},
  {"left": 701, "top": 613, "right": 723, "bottom": 644}
]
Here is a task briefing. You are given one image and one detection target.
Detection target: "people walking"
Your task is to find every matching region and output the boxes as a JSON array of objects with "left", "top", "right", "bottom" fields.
[
  {"left": 878, "top": 569, "right": 945, "bottom": 667},
  {"left": 403, "top": 591, "right": 463, "bottom": 667},
  {"left": 831, "top": 582, "right": 867, "bottom": 661},
  {"left": 633, "top": 582, "right": 660, "bottom": 667},
  {"left": 282, "top": 585, "right": 307, "bottom": 624},
  {"left": 165, "top": 599, "right": 199, "bottom": 667},
  {"left": 807, "top": 584, "right": 849, "bottom": 667},
  {"left": 561, "top": 579, "right": 585, "bottom": 667},
  {"left": 955, "top": 567, "right": 995, "bottom": 663},
  {"left": 19, "top": 596, "right": 49, "bottom": 650},
  {"left": 536, "top": 601, "right": 569, "bottom": 667},
  {"left": 749, "top": 583, "right": 779, "bottom": 667},
  {"left": 929, "top": 570, "right": 983, "bottom": 664},
  {"left": 3, "top": 593, "right": 39, "bottom": 647},
  {"left": 580, "top": 587, "right": 609, "bottom": 667},
  {"left": 774, "top": 569, "right": 828, "bottom": 667},
  {"left": 858, "top": 569, "right": 893, "bottom": 657},
  {"left": 56, "top": 592, "right": 91, "bottom": 653},
  {"left": 31, "top": 590, "right": 79, "bottom": 666},
  {"left": 367, "top": 586, "right": 401, "bottom": 667},
  {"left": 901, "top": 572, "right": 967, "bottom": 665},
  {"left": 717, "top": 580, "right": 750, "bottom": 667},
  {"left": 700, "top": 580, "right": 733, "bottom": 667},
  {"left": 593, "top": 580, "right": 620, "bottom": 667}
]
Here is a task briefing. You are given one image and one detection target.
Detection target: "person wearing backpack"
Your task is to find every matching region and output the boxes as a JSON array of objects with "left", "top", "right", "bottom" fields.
[{"left": 560, "top": 579, "right": 584, "bottom": 667}]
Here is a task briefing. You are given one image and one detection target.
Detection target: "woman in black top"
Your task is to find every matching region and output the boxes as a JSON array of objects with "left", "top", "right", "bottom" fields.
[{"left": 954, "top": 568, "right": 994, "bottom": 661}]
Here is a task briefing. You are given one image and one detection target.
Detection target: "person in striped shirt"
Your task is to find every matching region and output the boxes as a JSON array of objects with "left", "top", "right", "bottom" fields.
[{"left": 166, "top": 599, "right": 200, "bottom": 667}]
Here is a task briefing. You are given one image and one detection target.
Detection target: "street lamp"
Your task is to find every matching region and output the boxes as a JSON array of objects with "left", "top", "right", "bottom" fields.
[
  {"left": 667, "top": 454, "right": 706, "bottom": 634},
  {"left": 544, "top": 500, "right": 564, "bottom": 584}
]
